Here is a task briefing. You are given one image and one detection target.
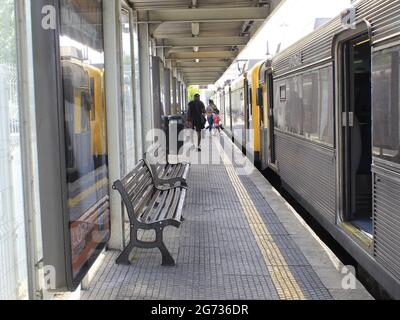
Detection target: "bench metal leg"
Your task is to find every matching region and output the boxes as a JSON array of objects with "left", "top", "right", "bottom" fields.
[
  {"left": 116, "top": 240, "right": 135, "bottom": 265},
  {"left": 156, "top": 227, "right": 176, "bottom": 267},
  {"left": 116, "top": 225, "right": 176, "bottom": 267}
]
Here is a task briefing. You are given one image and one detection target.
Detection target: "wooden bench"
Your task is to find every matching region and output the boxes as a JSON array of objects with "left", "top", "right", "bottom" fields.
[
  {"left": 144, "top": 144, "right": 190, "bottom": 189},
  {"left": 112, "top": 160, "right": 188, "bottom": 266}
]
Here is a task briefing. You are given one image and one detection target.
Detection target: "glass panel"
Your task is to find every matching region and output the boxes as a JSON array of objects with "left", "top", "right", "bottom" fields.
[
  {"left": 274, "top": 81, "right": 285, "bottom": 130},
  {"left": 59, "top": 0, "right": 110, "bottom": 287},
  {"left": 287, "top": 76, "right": 303, "bottom": 136},
  {"left": 303, "top": 71, "right": 319, "bottom": 140},
  {"left": 319, "top": 67, "right": 334, "bottom": 145},
  {"left": 0, "top": 0, "right": 29, "bottom": 299},
  {"left": 132, "top": 19, "right": 141, "bottom": 115},
  {"left": 274, "top": 67, "right": 334, "bottom": 146},
  {"left": 25, "top": 0, "right": 44, "bottom": 286},
  {"left": 121, "top": 10, "right": 135, "bottom": 172},
  {"left": 372, "top": 46, "right": 400, "bottom": 164}
]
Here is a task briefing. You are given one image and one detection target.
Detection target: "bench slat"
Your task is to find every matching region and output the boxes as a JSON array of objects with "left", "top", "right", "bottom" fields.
[
  {"left": 140, "top": 189, "right": 165, "bottom": 223},
  {"left": 154, "top": 188, "right": 176, "bottom": 222},
  {"left": 128, "top": 173, "right": 153, "bottom": 203},
  {"left": 121, "top": 161, "right": 147, "bottom": 186},
  {"left": 124, "top": 168, "right": 151, "bottom": 196},
  {"left": 174, "top": 188, "right": 186, "bottom": 222},
  {"left": 134, "top": 185, "right": 156, "bottom": 218},
  {"left": 155, "top": 188, "right": 182, "bottom": 222},
  {"left": 167, "top": 188, "right": 181, "bottom": 221}
]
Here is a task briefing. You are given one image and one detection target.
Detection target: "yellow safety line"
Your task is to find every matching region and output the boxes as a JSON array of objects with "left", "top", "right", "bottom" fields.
[
  {"left": 216, "top": 140, "right": 306, "bottom": 300},
  {"left": 68, "top": 177, "right": 109, "bottom": 208}
]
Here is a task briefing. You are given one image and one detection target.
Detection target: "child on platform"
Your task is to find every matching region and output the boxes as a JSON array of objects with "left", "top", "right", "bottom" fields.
[{"left": 213, "top": 111, "right": 221, "bottom": 135}]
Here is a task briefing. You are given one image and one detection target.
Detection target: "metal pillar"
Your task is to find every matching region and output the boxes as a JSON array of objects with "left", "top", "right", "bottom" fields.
[
  {"left": 151, "top": 56, "right": 162, "bottom": 130},
  {"left": 157, "top": 44, "right": 166, "bottom": 117},
  {"left": 132, "top": 12, "right": 143, "bottom": 163},
  {"left": 138, "top": 11, "right": 154, "bottom": 149},
  {"left": 177, "top": 80, "right": 181, "bottom": 114},
  {"left": 172, "top": 76, "right": 177, "bottom": 115},
  {"left": 184, "top": 85, "right": 188, "bottom": 111},
  {"left": 164, "top": 67, "right": 171, "bottom": 115},
  {"left": 15, "top": 0, "right": 42, "bottom": 299},
  {"left": 104, "top": 0, "right": 124, "bottom": 250}
]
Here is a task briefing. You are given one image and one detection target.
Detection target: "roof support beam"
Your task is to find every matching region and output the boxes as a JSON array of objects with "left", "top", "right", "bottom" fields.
[
  {"left": 147, "top": 7, "right": 269, "bottom": 23},
  {"left": 183, "top": 72, "right": 222, "bottom": 77},
  {"left": 161, "top": 36, "right": 250, "bottom": 47},
  {"left": 169, "top": 51, "right": 237, "bottom": 60},
  {"left": 176, "top": 61, "right": 231, "bottom": 68},
  {"left": 186, "top": 79, "right": 219, "bottom": 83},
  {"left": 179, "top": 67, "right": 226, "bottom": 73},
  {"left": 185, "top": 74, "right": 221, "bottom": 79}
]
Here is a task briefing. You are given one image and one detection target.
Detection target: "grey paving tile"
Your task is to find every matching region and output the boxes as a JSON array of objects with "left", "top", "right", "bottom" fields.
[{"left": 77, "top": 136, "right": 360, "bottom": 301}]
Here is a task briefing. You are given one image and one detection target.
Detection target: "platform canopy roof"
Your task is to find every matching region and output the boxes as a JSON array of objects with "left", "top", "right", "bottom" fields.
[{"left": 129, "top": 0, "right": 283, "bottom": 85}]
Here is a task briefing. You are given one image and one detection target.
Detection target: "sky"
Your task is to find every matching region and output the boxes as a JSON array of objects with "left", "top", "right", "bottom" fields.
[{"left": 214, "top": 0, "right": 352, "bottom": 87}]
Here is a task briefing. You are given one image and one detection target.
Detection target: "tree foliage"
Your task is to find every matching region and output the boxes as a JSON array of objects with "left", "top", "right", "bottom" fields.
[{"left": 187, "top": 85, "right": 200, "bottom": 103}]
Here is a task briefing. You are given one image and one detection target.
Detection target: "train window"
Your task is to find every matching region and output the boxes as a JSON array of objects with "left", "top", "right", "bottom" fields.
[
  {"left": 302, "top": 68, "right": 334, "bottom": 145},
  {"left": 59, "top": 0, "right": 110, "bottom": 290},
  {"left": 319, "top": 67, "right": 334, "bottom": 146},
  {"left": 288, "top": 77, "right": 303, "bottom": 135},
  {"left": 90, "top": 78, "right": 95, "bottom": 121},
  {"left": 280, "top": 85, "right": 286, "bottom": 101},
  {"left": 257, "top": 87, "right": 263, "bottom": 106},
  {"left": 81, "top": 91, "right": 91, "bottom": 131},
  {"left": 274, "top": 82, "right": 286, "bottom": 130},
  {"left": 303, "top": 72, "right": 319, "bottom": 140},
  {"left": 274, "top": 67, "right": 334, "bottom": 146},
  {"left": 372, "top": 46, "right": 400, "bottom": 164}
]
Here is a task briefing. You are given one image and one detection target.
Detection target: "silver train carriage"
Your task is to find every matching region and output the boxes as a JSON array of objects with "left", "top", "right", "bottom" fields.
[{"left": 224, "top": 0, "right": 400, "bottom": 299}]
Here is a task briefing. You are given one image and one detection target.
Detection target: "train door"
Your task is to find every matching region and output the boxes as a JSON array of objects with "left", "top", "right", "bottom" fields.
[
  {"left": 243, "top": 78, "right": 250, "bottom": 154},
  {"left": 266, "top": 70, "right": 277, "bottom": 167},
  {"left": 339, "top": 33, "right": 373, "bottom": 238},
  {"left": 247, "top": 81, "right": 254, "bottom": 157},
  {"left": 228, "top": 86, "right": 233, "bottom": 135}
]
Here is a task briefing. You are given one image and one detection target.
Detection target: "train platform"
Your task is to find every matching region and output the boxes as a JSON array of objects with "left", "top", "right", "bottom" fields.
[{"left": 65, "top": 133, "right": 373, "bottom": 301}]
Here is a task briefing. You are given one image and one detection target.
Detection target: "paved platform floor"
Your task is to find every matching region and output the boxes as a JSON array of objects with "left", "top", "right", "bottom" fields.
[{"left": 76, "top": 133, "right": 373, "bottom": 300}]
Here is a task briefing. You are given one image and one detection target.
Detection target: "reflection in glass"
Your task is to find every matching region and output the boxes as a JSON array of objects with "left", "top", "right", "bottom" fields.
[
  {"left": 274, "top": 67, "right": 334, "bottom": 146},
  {"left": 59, "top": 0, "right": 110, "bottom": 285},
  {"left": 373, "top": 47, "right": 400, "bottom": 164}
]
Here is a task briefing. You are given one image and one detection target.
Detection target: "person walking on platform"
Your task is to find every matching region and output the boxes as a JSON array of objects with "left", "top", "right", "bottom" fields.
[
  {"left": 187, "top": 94, "right": 206, "bottom": 152},
  {"left": 206, "top": 100, "right": 215, "bottom": 133},
  {"left": 213, "top": 110, "right": 221, "bottom": 135}
]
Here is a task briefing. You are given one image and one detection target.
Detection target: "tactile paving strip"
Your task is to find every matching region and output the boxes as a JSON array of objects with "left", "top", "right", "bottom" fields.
[{"left": 216, "top": 143, "right": 306, "bottom": 300}]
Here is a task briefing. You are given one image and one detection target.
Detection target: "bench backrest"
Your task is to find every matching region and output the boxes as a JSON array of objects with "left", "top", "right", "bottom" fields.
[
  {"left": 144, "top": 144, "right": 169, "bottom": 178},
  {"left": 113, "top": 160, "right": 156, "bottom": 224}
]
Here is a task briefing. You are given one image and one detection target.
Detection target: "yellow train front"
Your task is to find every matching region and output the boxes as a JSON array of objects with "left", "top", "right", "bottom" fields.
[{"left": 216, "top": 61, "right": 269, "bottom": 169}]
